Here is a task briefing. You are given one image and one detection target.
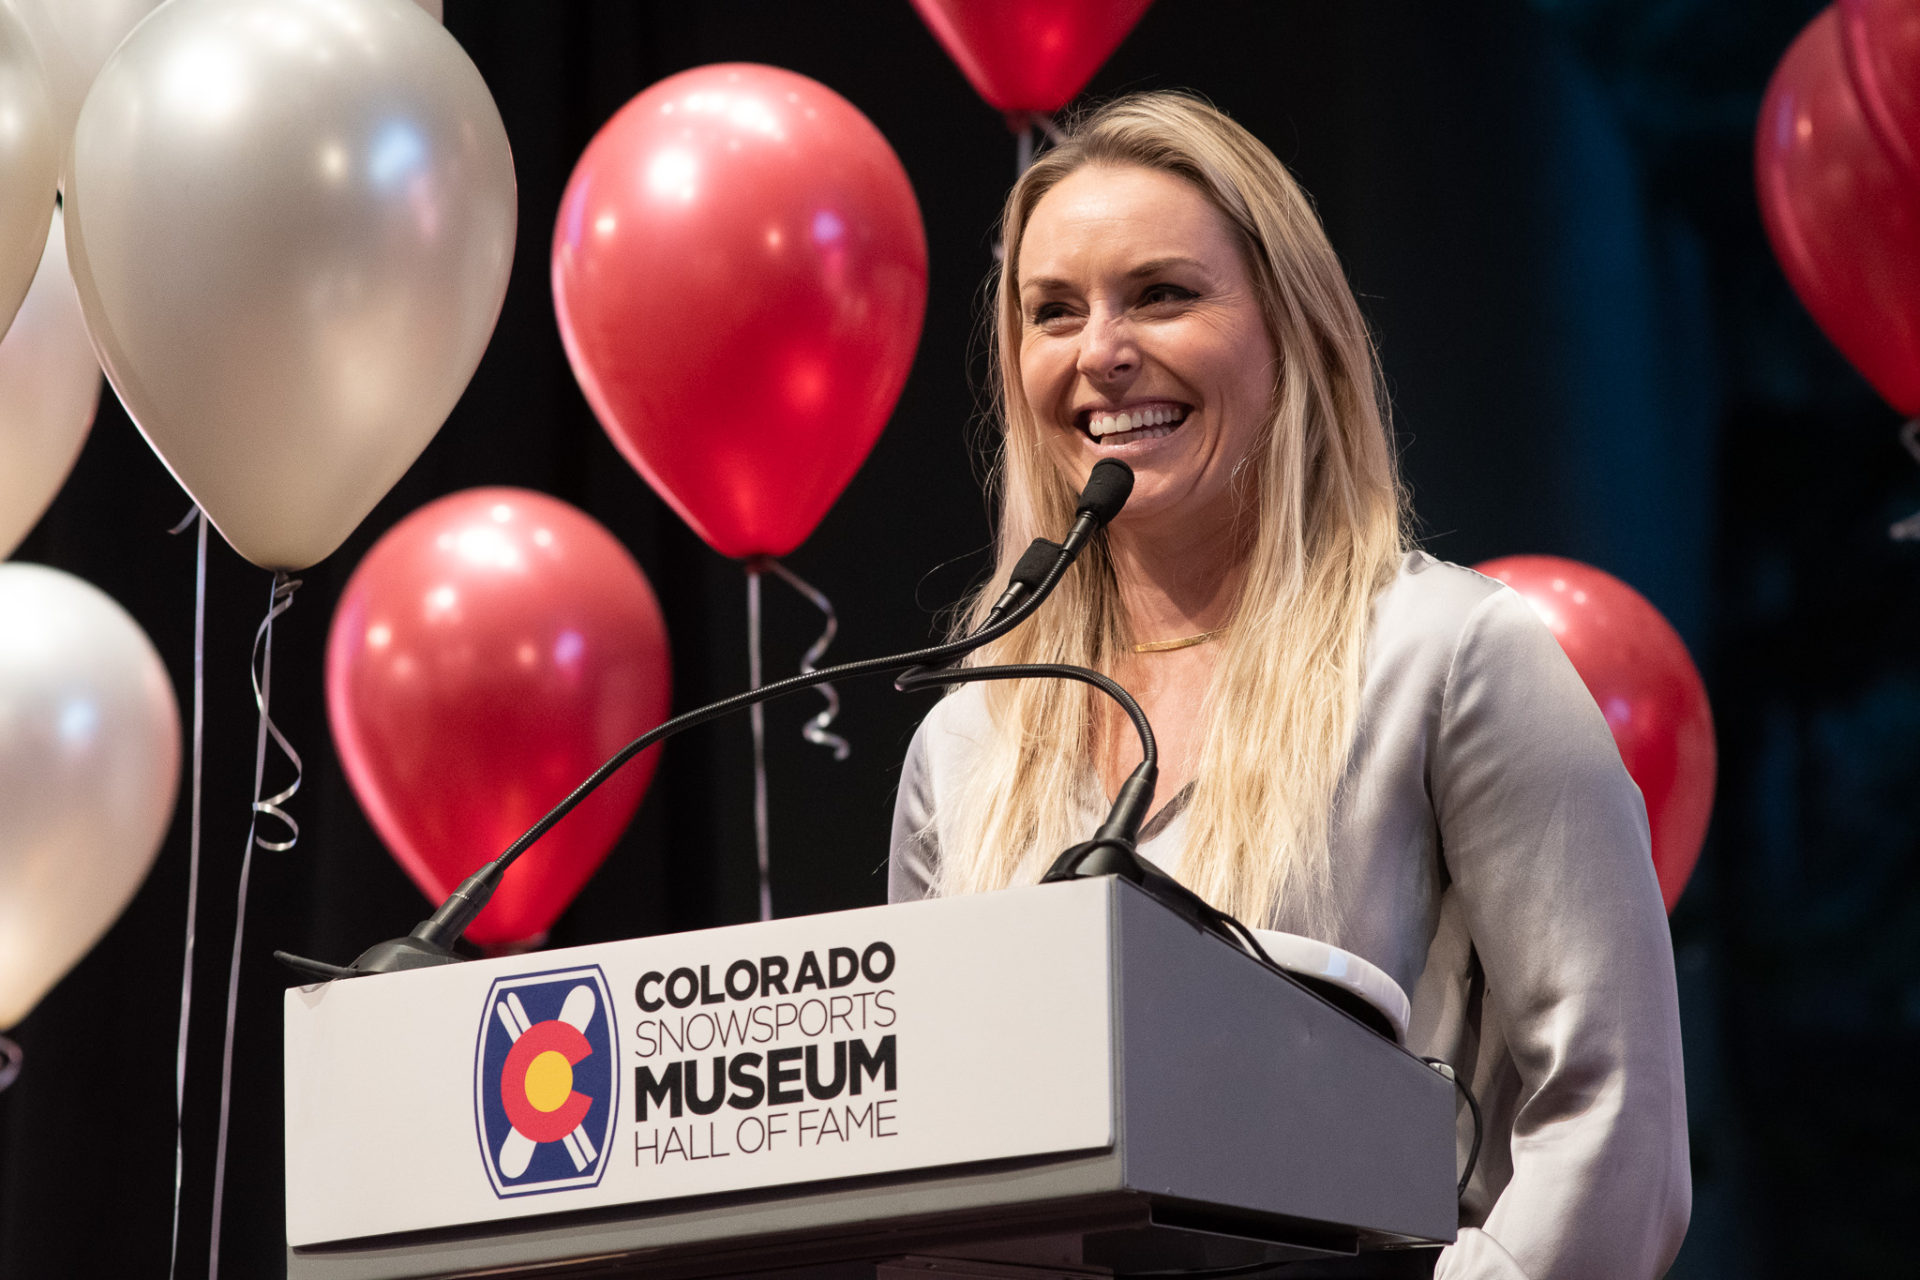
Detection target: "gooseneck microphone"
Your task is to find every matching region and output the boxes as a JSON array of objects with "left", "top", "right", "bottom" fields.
[
  {"left": 277, "top": 460, "right": 1139, "bottom": 980},
  {"left": 901, "top": 458, "right": 1168, "bottom": 852},
  {"left": 979, "top": 458, "right": 1133, "bottom": 626}
]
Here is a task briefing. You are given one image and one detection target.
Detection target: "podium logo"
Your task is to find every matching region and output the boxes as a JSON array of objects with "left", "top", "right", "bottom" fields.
[{"left": 473, "top": 965, "right": 620, "bottom": 1197}]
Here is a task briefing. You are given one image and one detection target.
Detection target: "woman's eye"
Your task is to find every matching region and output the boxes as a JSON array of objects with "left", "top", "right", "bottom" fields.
[
  {"left": 1140, "top": 283, "right": 1197, "bottom": 307},
  {"left": 1030, "top": 302, "right": 1073, "bottom": 325}
]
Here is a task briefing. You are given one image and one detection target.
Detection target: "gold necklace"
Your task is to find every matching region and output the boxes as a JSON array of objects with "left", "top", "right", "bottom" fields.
[{"left": 1131, "top": 627, "right": 1228, "bottom": 654}]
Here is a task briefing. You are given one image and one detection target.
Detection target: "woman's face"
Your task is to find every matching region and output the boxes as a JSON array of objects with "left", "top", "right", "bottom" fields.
[{"left": 1015, "top": 163, "right": 1278, "bottom": 538}]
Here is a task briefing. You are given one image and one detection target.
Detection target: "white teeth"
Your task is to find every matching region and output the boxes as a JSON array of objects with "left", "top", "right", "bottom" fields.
[{"left": 1087, "top": 405, "right": 1186, "bottom": 437}]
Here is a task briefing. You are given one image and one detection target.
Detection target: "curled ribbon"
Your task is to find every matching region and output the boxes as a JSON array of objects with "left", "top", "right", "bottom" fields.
[
  {"left": 248, "top": 571, "right": 303, "bottom": 851},
  {"left": 741, "top": 558, "right": 852, "bottom": 923},
  {"left": 764, "top": 559, "right": 851, "bottom": 761}
]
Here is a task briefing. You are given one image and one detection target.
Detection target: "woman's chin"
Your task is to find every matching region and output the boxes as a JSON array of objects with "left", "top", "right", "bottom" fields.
[{"left": 1102, "top": 477, "right": 1240, "bottom": 540}]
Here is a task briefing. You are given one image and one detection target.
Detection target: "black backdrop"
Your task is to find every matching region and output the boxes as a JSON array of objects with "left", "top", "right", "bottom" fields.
[{"left": 5, "top": 2, "right": 1915, "bottom": 1276}]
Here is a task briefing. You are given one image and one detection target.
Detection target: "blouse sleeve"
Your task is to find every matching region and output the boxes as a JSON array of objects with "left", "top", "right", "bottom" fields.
[
  {"left": 1430, "top": 586, "right": 1691, "bottom": 1280},
  {"left": 888, "top": 715, "right": 940, "bottom": 903}
]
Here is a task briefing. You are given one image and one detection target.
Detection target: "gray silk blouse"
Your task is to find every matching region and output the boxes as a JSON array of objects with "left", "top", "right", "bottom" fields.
[{"left": 888, "top": 551, "right": 1690, "bottom": 1280}]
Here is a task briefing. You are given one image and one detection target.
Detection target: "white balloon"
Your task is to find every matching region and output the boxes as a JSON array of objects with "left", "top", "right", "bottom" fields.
[
  {"left": 0, "top": 4, "right": 57, "bottom": 337},
  {"left": 0, "top": 563, "right": 180, "bottom": 1030},
  {"left": 0, "top": 0, "right": 162, "bottom": 173},
  {"left": 416, "top": 0, "right": 442, "bottom": 20},
  {"left": 0, "top": 215, "right": 105, "bottom": 558},
  {"left": 63, "top": 0, "right": 516, "bottom": 571}
]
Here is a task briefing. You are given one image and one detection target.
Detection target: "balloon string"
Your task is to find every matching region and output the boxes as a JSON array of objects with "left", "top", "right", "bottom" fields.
[
  {"left": 746, "top": 566, "right": 772, "bottom": 922},
  {"left": 0, "top": 1034, "right": 19, "bottom": 1093},
  {"left": 994, "top": 113, "right": 1056, "bottom": 262},
  {"left": 762, "top": 559, "right": 850, "bottom": 761},
  {"left": 166, "top": 506, "right": 207, "bottom": 1280},
  {"left": 1891, "top": 419, "right": 1920, "bottom": 541},
  {"left": 208, "top": 570, "right": 301, "bottom": 1280}
]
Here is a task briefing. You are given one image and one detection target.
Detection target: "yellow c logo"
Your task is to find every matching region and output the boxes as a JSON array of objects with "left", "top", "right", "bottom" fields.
[{"left": 524, "top": 1049, "right": 574, "bottom": 1113}]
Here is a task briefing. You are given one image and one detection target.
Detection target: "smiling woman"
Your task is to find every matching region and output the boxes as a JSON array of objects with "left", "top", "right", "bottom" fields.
[
  {"left": 889, "top": 93, "right": 1690, "bottom": 1279},
  {"left": 914, "top": 93, "right": 1409, "bottom": 932}
]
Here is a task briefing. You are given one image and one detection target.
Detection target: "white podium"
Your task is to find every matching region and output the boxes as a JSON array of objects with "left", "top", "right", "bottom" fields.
[{"left": 284, "top": 877, "right": 1458, "bottom": 1278}]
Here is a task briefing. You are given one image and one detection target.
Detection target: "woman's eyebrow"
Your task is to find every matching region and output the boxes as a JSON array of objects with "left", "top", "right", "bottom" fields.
[
  {"left": 1020, "top": 257, "right": 1210, "bottom": 295},
  {"left": 1126, "top": 256, "right": 1209, "bottom": 277}
]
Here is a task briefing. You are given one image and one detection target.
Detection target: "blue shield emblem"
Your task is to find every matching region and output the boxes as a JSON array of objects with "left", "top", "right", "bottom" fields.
[{"left": 473, "top": 965, "right": 619, "bottom": 1197}]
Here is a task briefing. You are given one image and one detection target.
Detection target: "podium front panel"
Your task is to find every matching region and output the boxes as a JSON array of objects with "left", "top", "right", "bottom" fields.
[{"left": 284, "top": 881, "right": 1117, "bottom": 1248}]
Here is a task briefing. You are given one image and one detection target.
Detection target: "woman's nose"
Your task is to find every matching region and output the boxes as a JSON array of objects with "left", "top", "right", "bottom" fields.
[{"left": 1075, "top": 310, "right": 1139, "bottom": 383}]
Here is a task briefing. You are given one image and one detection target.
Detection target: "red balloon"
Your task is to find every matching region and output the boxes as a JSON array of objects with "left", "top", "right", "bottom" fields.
[
  {"left": 1840, "top": 0, "right": 1920, "bottom": 187},
  {"left": 1476, "top": 557, "right": 1716, "bottom": 914},
  {"left": 326, "top": 489, "right": 671, "bottom": 947},
  {"left": 910, "top": 0, "right": 1155, "bottom": 116},
  {"left": 1756, "top": 6, "right": 1920, "bottom": 414},
  {"left": 552, "top": 64, "right": 927, "bottom": 560}
]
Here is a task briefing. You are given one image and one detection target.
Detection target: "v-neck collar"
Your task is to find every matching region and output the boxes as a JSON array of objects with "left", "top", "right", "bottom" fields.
[{"left": 1077, "top": 772, "right": 1196, "bottom": 844}]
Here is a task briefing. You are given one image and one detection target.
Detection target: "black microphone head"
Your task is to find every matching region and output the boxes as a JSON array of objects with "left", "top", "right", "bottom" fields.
[{"left": 1076, "top": 460, "right": 1134, "bottom": 526}]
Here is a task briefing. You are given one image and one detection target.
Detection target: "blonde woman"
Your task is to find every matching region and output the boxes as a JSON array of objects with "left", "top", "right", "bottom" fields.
[{"left": 889, "top": 93, "right": 1689, "bottom": 1279}]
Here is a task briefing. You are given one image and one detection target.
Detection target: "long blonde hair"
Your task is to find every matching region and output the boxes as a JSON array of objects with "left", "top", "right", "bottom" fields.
[{"left": 930, "top": 93, "right": 1406, "bottom": 934}]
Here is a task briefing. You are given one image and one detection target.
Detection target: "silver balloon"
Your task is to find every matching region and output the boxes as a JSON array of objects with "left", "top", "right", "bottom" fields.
[
  {"left": 63, "top": 0, "right": 516, "bottom": 570},
  {"left": 0, "top": 563, "right": 180, "bottom": 1030},
  {"left": 1, "top": 0, "right": 162, "bottom": 183},
  {"left": 0, "top": 214, "right": 105, "bottom": 557},
  {"left": 0, "top": 3, "right": 57, "bottom": 337}
]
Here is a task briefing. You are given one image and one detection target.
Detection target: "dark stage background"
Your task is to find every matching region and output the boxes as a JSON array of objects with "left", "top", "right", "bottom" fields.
[{"left": 3, "top": 1, "right": 1914, "bottom": 1275}]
